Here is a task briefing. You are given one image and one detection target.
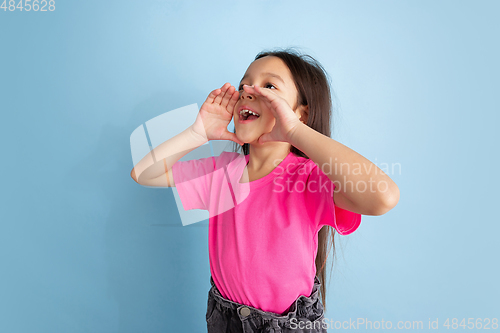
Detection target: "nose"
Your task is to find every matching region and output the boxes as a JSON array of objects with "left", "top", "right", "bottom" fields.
[{"left": 239, "top": 86, "right": 254, "bottom": 100}]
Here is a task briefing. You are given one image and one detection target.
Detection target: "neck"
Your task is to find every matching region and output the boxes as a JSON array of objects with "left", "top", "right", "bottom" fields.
[{"left": 246, "top": 142, "right": 291, "bottom": 172}]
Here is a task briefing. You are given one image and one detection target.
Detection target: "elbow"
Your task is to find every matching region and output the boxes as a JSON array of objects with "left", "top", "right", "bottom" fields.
[
  {"left": 131, "top": 168, "right": 139, "bottom": 184},
  {"left": 371, "top": 185, "right": 400, "bottom": 216}
]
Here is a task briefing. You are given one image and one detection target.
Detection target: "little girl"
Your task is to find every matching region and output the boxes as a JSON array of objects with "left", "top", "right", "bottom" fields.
[{"left": 131, "top": 48, "right": 399, "bottom": 333}]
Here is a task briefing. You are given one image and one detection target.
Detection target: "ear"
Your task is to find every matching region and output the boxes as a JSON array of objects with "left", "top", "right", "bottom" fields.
[{"left": 297, "top": 105, "right": 309, "bottom": 124}]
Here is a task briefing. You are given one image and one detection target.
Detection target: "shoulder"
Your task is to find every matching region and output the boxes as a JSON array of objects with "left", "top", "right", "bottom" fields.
[
  {"left": 218, "top": 151, "right": 241, "bottom": 161},
  {"left": 216, "top": 151, "right": 243, "bottom": 166},
  {"left": 285, "top": 154, "right": 335, "bottom": 196},
  {"left": 287, "top": 154, "right": 319, "bottom": 177},
  {"left": 173, "top": 151, "right": 241, "bottom": 171}
]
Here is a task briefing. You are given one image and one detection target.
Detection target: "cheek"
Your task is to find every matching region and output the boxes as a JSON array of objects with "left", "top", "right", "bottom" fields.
[{"left": 263, "top": 117, "right": 276, "bottom": 130}]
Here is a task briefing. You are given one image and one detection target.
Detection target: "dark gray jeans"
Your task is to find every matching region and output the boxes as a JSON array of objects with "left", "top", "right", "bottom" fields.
[{"left": 206, "top": 276, "right": 327, "bottom": 333}]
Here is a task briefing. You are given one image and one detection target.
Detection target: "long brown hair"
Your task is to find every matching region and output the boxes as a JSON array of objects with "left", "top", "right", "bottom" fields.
[{"left": 231, "top": 47, "right": 337, "bottom": 312}]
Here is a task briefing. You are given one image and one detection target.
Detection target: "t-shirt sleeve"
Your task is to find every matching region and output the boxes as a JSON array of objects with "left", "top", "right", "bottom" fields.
[
  {"left": 306, "top": 162, "right": 361, "bottom": 235},
  {"left": 171, "top": 155, "right": 217, "bottom": 211}
]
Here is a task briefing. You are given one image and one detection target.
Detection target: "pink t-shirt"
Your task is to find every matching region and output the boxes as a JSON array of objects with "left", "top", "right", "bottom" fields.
[{"left": 172, "top": 151, "right": 361, "bottom": 314}]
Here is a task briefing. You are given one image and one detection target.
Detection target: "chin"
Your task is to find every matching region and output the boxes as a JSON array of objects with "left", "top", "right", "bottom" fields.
[{"left": 235, "top": 134, "right": 253, "bottom": 144}]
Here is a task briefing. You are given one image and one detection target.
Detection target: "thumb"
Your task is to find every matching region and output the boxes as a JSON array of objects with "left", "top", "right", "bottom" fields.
[
  {"left": 258, "top": 133, "right": 270, "bottom": 145},
  {"left": 221, "top": 130, "right": 245, "bottom": 146}
]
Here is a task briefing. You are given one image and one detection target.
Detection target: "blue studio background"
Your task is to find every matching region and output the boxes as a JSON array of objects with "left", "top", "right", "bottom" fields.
[{"left": 1, "top": 1, "right": 499, "bottom": 332}]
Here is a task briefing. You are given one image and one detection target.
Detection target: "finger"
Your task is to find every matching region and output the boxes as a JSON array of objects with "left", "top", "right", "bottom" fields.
[
  {"left": 253, "top": 84, "right": 280, "bottom": 103},
  {"left": 254, "top": 85, "right": 286, "bottom": 114},
  {"left": 226, "top": 90, "right": 240, "bottom": 114},
  {"left": 242, "top": 85, "right": 279, "bottom": 119},
  {"left": 243, "top": 84, "right": 270, "bottom": 96},
  {"left": 206, "top": 88, "right": 222, "bottom": 104},
  {"left": 243, "top": 84, "right": 277, "bottom": 107},
  {"left": 214, "top": 82, "right": 230, "bottom": 105},
  {"left": 221, "top": 85, "right": 236, "bottom": 109}
]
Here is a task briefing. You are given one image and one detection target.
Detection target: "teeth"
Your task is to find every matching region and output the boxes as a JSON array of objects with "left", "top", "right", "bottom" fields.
[{"left": 239, "top": 109, "right": 260, "bottom": 117}]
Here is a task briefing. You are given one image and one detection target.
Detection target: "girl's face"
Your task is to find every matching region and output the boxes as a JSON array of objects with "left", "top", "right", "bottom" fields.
[{"left": 234, "top": 56, "right": 302, "bottom": 144}]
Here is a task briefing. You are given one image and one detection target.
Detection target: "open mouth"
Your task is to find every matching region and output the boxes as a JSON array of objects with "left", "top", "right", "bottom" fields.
[{"left": 239, "top": 109, "right": 260, "bottom": 121}]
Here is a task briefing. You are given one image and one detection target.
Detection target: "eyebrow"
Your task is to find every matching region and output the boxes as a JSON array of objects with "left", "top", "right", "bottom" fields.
[{"left": 239, "top": 72, "right": 285, "bottom": 86}]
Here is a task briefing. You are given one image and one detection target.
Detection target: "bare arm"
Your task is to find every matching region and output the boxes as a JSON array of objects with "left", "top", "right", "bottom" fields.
[
  {"left": 289, "top": 123, "right": 400, "bottom": 216},
  {"left": 240, "top": 83, "right": 399, "bottom": 216},
  {"left": 130, "top": 82, "right": 244, "bottom": 187},
  {"left": 130, "top": 124, "right": 207, "bottom": 187}
]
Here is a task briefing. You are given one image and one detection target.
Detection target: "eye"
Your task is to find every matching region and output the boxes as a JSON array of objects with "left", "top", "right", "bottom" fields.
[{"left": 238, "top": 83, "right": 277, "bottom": 91}]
